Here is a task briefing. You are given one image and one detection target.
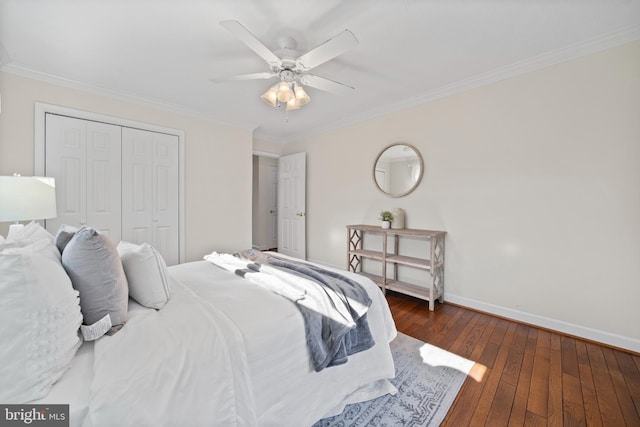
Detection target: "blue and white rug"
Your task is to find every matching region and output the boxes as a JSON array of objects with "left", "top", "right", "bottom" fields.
[{"left": 313, "top": 333, "right": 474, "bottom": 427}]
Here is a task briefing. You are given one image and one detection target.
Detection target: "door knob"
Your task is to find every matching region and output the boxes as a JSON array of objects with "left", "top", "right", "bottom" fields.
[{"left": 296, "top": 212, "right": 305, "bottom": 217}]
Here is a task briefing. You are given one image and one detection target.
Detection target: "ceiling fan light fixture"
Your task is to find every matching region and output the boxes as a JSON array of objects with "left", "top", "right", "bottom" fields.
[
  {"left": 277, "top": 81, "right": 293, "bottom": 103},
  {"left": 261, "top": 85, "right": 278, "bottom": 107}
]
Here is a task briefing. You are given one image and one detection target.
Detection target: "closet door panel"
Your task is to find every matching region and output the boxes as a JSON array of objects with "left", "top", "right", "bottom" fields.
[
  {"left": 122, "top": 128, "right": 153, "bottom": 245},
  {"left": 153, "top": 133, "right": 179, "bottom": 265},
  {"left": 45, "top": 115, "right": 121, "bottom": 238},
  {"left": 122, "top": 128, "right": 179, "bottom": 265},
  {"left": 45, "top": 115, "right": 87, "bottom": 233},
  {"left": 86, "top": 121, "right": 122, "bottom": 241}
]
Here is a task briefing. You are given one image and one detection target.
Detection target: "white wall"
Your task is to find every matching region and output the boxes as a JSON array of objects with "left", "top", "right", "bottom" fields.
[
  {"left": 0, "top": 71, "right": 253, "bottom": 261},
  {"left": 283, "top": 42, "right": 640, "bottom": 351}
]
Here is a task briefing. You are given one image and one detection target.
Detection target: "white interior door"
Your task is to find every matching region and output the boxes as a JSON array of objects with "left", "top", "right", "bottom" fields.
[
  {"left": 278, "top": 152, "right": 306, "bottom": 259},
  {"left": 122, "top": 128, "right": 179, "bottom": 265},
  {"left": 86, "top": 121, "right": 122, "bottom": 240},
  {"left": 45, "top": 114, "right": 121, "bottom": 241}
]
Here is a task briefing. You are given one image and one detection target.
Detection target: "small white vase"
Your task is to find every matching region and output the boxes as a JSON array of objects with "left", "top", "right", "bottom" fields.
[
  {"left": 381, "top": 220, "right": 391, "bottom": 229},
  {"left": 391, "top": 208, "right": 405, "bottom": 229}
]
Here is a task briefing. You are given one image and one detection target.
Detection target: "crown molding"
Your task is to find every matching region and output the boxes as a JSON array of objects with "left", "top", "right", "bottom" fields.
[
  {"left": 277, "top": 24, "right": 640, "bottom": 144},
  {"left": 0, "top": 63, "right": 257, "bottom": 132},
  {"left": 2, "top": 24, "right": 639, "bottom": 145}
]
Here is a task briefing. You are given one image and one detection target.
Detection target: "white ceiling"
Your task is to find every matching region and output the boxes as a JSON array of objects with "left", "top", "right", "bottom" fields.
[{"left": 1, "top": 0, "right": 639, "bottom": 143}]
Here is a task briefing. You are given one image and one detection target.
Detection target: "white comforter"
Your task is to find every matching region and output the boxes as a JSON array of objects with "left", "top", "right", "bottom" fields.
[{"left": 37, "top": 258, "right": 397, "bottom": 427}]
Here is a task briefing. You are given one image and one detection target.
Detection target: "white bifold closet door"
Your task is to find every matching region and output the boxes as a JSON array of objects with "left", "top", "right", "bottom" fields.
[
  {"left": 45, "top": 115, "right": 122, "bottom": 242},
  {"left": 121, "top": 128, "right": 179, "bottom": 265},
  {"left": 44, "top": 114, "right": 179, "bottom": 265}
]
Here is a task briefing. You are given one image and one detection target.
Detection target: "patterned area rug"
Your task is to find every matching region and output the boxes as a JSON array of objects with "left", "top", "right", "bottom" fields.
[{"left": 313, "top": 333, "right": 474, "bottom": 427}]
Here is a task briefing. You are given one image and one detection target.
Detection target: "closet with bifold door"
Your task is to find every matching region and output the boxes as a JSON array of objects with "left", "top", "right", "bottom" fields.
[{"left": 44, "top": 113, "right": 180, "bottom": 265}]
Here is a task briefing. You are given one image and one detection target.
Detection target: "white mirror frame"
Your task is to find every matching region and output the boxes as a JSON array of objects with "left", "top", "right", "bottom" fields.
[{"left": 373, "top": 143, "right": 424, "bottom": 198}]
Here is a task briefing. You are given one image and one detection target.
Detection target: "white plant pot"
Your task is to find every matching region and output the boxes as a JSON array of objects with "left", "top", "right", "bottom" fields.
[{"left": 381, "top": 220, "right": 391, "bottom": 229}]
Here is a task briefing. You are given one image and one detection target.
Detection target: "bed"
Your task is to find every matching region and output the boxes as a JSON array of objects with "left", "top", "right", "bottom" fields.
[{"left": 0, "top": 223, "right": 397, "bottom": 427}]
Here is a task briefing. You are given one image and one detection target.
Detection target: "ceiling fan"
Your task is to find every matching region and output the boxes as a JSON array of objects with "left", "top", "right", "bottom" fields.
[{"left": 211, "top": 20, "right": 359, "bottom": 110}]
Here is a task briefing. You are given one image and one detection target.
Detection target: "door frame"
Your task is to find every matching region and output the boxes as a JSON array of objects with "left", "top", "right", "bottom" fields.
[{"left": 33, "top": 102, "right": 186, "bottom": 263}]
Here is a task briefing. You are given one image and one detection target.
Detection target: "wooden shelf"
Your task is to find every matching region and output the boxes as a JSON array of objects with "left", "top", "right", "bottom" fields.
[
  {"left": 385, "top": 254, "right": 431, "bottom": 270},
  {"left": 346, "top": 224, "right": 446, "bottom": 311},
  {"left": 350, "top": 249, "right": 384, "bottom": 262},
  {"left": 385, "top": 280, "right": 440, "bottom": 301}
]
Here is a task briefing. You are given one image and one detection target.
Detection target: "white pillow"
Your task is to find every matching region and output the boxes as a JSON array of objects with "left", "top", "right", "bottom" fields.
[
  {"left": 117, "top": 241, "right": 171, "bottom": 309},
  {"left": 0, "top": 239, "right": 83, "bottom": 403},
  {"left": 62, "top": 227, "right": 129, "bottom": 335},
  {"left": 3, "top": 221, "right": 54, "bottom": 248}
]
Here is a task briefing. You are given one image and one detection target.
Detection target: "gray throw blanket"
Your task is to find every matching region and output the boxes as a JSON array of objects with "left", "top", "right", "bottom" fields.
[{"left": 235, "top": 249, "right": 375, "bottom": 372}]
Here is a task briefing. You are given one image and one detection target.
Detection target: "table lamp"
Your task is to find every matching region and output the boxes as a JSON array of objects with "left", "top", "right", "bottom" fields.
[{"left": 0, "top": 174, "right": 57, "bottom": 239}]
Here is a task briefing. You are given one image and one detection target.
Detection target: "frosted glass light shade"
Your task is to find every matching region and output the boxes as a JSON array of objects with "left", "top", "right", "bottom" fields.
[
  {"left": 0, "top": 176, "right": 57, "bottom": 222},
  {"left": 261, "top": 85, "right": 278, "bottom": 107},
  {"left": 277, "top": 81, "right": 293, "bottom": 103},
  {"left": 294, "top": 85, "right": 310, "bottom": 106},
  {"left": 286, "top": 97, "right": 300, "bottom": 111}
]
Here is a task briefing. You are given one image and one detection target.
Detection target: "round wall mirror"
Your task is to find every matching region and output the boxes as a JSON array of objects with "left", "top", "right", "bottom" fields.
[{"left": 373, "top": 143, "right": 424, "bottom": 197}]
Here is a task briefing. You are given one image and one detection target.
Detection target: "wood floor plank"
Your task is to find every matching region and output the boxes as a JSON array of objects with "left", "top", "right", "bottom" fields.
[
  {"left": 455, "top": 311, "right": 493, "bottom": 359},
  {"left": 575, "top": 340, "right": 603, "bottom": 427},
  {"left": 469, "top": 322, "right": 518, "bottom": 426},
  {"left": 442, "top": 316, "right": 499, "bottom": 427},
  {"left": 528, "top": 329, "right": 551, "bottom": 418},
  {"left": 502, "top": 323, "right": 529, "bottom": 386},
  {"left": 614, "top": 351, "right": 640, "bottom": 417},
  {"left": 508, "top": 328, "right": 537, "bottom": 427},
  {"left": 586, "top": 342, "right": 626, "bottom": 427},
  {"left": 524, "top": 410, "right": 547, "bottom": 427},
  {"left": 561, "top": 335, "right": 580, "bottom": 378},
  {"left": 602, "top": 347, "right": 640, "bottom": 426},
  {"left": 384, "top": 294, "right": 640, "bottom": 427},
  {"left": 548, "top": 334, "right": 564, "bottom": 427},
  {"left": 447, "top": 311, "right": 481, "bottom": 355},
  {"left": 562, "top": 372, "right": 586, "bottom": 427},
  {"left": 485, "top": 382, "right": 517, "bottom": 426}
]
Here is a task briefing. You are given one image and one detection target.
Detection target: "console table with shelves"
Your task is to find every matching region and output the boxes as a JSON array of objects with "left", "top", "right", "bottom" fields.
[{"left": 346, "top": 224, "right": 446, "bottom": 311}]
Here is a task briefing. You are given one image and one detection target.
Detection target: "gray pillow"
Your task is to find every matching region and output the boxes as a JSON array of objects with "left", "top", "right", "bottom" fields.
[
  {"left": 53, "top": 224, "right": 79, "bottom": 254},
  {"left": 61, "top": 227, "right": 128, "bottom": 335},
  {"left": 54, "top": 224, "right": 79, "bottom": 254}
]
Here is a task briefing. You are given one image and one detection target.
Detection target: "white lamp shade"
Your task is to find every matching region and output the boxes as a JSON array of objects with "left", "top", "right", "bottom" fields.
[{"left": 0, "top": 176, "right": 57, "bottom": 222}]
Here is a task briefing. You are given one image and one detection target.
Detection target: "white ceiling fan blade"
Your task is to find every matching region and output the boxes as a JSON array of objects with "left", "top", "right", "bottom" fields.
[
  {"left": 295, "top": 30, "right": 358, "bottom": 72},
  {"left": 220, "top": 20, "right": 282, "bottom": 68},
  {"left": 210, "top": 72, "right": 276, "bottom": 83},
  {"left": 301, "top": 74, "right": 355, "bottom": 95}
]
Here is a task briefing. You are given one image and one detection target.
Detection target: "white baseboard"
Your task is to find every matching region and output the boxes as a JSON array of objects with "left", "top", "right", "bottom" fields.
[
  {"left": 305, "top": 258, "right": 640, "bottom": 353},
  {"left": 445, "top": 293, "right": 640, "bottom": 354}
]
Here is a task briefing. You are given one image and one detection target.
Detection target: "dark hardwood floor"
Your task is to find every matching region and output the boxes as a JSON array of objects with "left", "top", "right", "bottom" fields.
[{"left": 385, "top": 292, "right": 640, "bottom": 427}]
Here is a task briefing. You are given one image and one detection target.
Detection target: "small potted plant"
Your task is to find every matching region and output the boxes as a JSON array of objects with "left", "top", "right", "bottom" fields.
[{"left": 379, "top": 210, "right": 393, "bottom": 229}]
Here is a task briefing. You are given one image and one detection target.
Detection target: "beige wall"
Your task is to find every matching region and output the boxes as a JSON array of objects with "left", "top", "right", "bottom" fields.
[
  {"left": 283, "top": 42, "right": 640, "bottom": 350},
  {"left": 0, "top": 71, "right": 253, "bottom": 261}
]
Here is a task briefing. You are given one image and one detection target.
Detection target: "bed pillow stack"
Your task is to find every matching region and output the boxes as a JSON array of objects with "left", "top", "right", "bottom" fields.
[
  {"left": 0, "top": 222, "right": 83, "bottom": 403},
  {"left": 60, "top": 226, "right": 129, "bottom": 335}
]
